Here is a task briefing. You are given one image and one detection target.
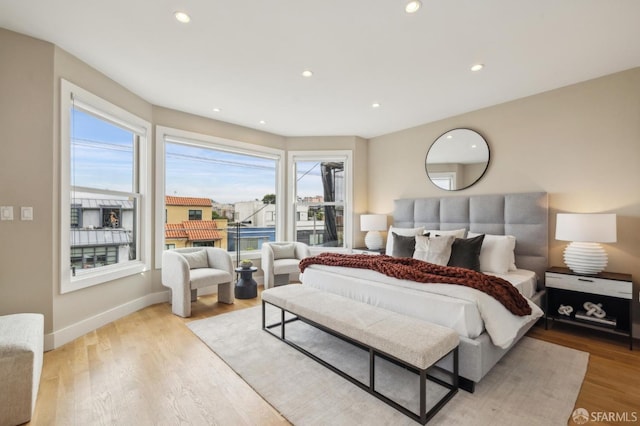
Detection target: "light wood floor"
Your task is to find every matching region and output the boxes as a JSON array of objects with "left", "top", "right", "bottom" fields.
[{"left": 29, "top": 288, "right": 639, "bottom": 426}]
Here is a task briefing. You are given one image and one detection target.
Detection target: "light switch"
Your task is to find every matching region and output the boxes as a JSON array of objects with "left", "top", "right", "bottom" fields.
[
  {"left": 21, "top": 207, "right": 33, "bottom": 221},
  {"left": 1, "top": 206, "right": 14, "bottom": 221}
]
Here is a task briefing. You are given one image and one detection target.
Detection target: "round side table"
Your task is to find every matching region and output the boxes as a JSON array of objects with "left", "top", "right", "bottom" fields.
[{"left": 234, "top": 266, "right": 258, "bottom": 299}]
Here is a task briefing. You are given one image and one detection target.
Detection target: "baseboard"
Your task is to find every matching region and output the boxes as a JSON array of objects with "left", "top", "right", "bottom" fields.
[{"left": 44, "top": 290, "right": 171, "bottom": 351}]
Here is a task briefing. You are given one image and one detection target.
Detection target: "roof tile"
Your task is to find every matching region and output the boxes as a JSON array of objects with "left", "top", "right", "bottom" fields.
[
  {"left": 165, "top": 220, "right": 222, "bottom": 241},
  {"left": 165, "top": 196, "right": 212, "bottom": 207}
]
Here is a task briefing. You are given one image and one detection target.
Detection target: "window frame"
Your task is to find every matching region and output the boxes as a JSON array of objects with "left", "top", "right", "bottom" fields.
[
  {"left": 60, "top": 79, "right": 152, "bottom": 293},
  {"left": 188, "top": 209, "right": 203, "bottom": 221},
  {"left": 429, "top": 172, "right": 456, "bottom": 190},
  {"left": 288, "top": 150, "right": 352, "bottom": 248},
  {"left": 155, "top": 126, "right": 285, "bottom": 268}
]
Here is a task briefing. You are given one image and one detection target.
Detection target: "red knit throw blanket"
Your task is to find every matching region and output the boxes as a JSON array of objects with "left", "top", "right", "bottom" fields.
[{"left": 299, "top": 253, "right": 532, "bottom": 316}]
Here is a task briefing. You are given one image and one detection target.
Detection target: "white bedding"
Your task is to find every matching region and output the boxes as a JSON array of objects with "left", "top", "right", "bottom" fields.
[
  {"left": 300, "top": 265, "right": 543, "bottom": 349},
  {"left": 484, "top": 269, "right": 537, "bottom": 299}
]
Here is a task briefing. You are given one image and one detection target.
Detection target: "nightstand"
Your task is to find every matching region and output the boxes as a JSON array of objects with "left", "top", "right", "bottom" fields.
[{"left": 545, "top": 266, "right": 633, "bottom": 349}]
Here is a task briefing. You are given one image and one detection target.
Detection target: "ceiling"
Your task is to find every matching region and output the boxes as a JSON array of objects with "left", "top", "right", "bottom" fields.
[{"left": 1, "top": 0, "right": 639, "bottom": 139}]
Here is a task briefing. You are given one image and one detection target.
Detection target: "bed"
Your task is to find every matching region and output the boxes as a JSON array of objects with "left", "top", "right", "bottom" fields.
[{"left": 300, "top": 192, "right": 548, "bottom": 391}]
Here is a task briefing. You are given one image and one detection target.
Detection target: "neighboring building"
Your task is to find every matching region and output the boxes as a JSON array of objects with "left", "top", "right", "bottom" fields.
[
  {"left": 70, "top": 198, "right": 134, "bottom": 272},
  {"left": 229, "top": 201, "right": 274, "bottom": 253},
  {"left": 300, "top": 195, "right": 323, "bottom": 204},
  {"left": 164, "top": 196, "right": 228, "bottom": 249},
  {"left": 165, "top": 196, "right": 213, "bottom": 223},
  {"left": 212, "top": 201, "right": 234, "bottom": 220}
]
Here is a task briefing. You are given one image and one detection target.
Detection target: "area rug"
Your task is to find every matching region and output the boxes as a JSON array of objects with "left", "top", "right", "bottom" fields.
[{"left": 188, "top": 306, "right": 588, "bottom": 425}]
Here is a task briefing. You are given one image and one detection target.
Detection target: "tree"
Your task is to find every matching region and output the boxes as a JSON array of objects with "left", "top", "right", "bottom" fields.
[{"left": 262, "top": 194, "right": 276, "bottom": 204}]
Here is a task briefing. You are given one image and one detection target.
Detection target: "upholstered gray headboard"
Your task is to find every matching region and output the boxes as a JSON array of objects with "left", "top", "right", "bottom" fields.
[{"left": 393, "top": 192, "right": 548, "bottom": 288}]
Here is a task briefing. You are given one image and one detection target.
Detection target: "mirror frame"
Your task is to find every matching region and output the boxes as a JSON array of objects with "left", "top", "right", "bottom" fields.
[{"left": 424, "top": 128, "right": 490, "bottom": 191}]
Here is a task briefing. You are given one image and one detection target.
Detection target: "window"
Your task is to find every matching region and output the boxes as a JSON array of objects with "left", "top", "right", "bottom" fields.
[
  {"left": 289, "top": 151, "right": 352, "bottom": 248},
  {"left": 165, "top": 244, "right": 176, "bottom": 250},
  {"left": 71, "top": 246, "right": 119, "bottom": 270},
  {"left": 189, "top": 209, "right": 202, "bottom": 220},
  {"left": 70, "top": 205, "right": 82, "bottom": 228},
  {"left": 193, "top": 241, "right": 215, "bottom": 247},
  {"left": 428, "top": 172, "right": 455, "bottom": 190},
  {"left": 156, "top": 127, "right": 284, "bottom": 266},
  {"left": 102, "top": 207, "right": 122, "bottom": 228},
  {"left": 60, "top": 80, "right": 151, "bottom": 293}
]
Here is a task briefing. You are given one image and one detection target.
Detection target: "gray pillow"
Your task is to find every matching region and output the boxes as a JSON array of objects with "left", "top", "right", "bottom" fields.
[
  {"left": 447, "top": 234, "right": 485, "bottom": 271},
  {"left": 391, "top": 232, "right": 416, "bottom": 257},
  {"left": 181, "top": 250, "right": 209, "bottom": 269},
  {"left": 271, "top": 243, "right": 296, "bottom": 260}
]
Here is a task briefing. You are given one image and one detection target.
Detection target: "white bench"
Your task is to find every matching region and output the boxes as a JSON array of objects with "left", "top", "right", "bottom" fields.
[
  {"left": 262, "top": 285, "right": 459, "bottom": 424},
  {"left": 0, "top": 313, "right": 44, "bottom": 426}
]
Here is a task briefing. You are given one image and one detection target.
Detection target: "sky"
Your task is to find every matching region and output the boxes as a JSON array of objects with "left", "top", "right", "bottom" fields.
[{"left": 71, "top": 109, "right": 324, "bottom": 203}]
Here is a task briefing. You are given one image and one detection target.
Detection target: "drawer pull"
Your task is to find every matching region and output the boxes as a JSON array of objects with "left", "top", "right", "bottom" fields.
[{"left": 578, "top": 278, "right": 594, "bottom": 282}]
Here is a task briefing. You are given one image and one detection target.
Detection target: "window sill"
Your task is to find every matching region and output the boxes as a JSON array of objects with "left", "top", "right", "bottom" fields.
[{"left": 62, "top": 261, "right": 148, "bottom": 294}]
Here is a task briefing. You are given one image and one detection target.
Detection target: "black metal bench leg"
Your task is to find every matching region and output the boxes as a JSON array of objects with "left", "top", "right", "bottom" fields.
[
  {"left": 369, "top": 348, "right": 375, "bottom": 391},
  {"left": 420, "top": 368, "right": 427, "bottom": 424}
]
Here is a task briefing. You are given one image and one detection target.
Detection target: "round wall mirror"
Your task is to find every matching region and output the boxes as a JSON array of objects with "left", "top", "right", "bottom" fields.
[{"left": 425, "top": 128, "right": 490, "bottom": 191}]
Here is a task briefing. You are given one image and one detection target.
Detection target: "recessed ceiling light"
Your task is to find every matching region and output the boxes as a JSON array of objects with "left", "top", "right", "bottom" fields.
[
  {"left": 471, "top": 63, "right": 484, "bottom": 72},
  {"left": 174, "top": 11, "right": 191, "bottom": 23},
  {"left": 259, "top": 120, "right": 266, "bottom": 125},
  {"left": 471, "top": 144, "right": 477, "bottom": 148},
  {"left": 446, "top": 135, "right": 453, "bottom": 139},
  {"left": 405, "top": 1, "right": 421, "bottom": 13},
  {"left": 212, "top": 108, "right": 221, "bottom": 112},
  {"left": 301, "top": 70, "right": 313, "bottom": 78},
  {"left": 371, "top": 102, "right": 381, "bottom": 108}
]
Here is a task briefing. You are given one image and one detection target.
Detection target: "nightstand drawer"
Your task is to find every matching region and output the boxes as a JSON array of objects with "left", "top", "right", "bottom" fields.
[{"left": 546, "top": 272, "right": 632, "bottom": 299}]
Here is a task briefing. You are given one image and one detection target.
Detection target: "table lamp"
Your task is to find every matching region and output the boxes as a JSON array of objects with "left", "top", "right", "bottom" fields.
[
  {"left": 555, "top": 213, "right": 617, "bottom": 275},
  {"left": 360, "top": 214, "right": 387, "bottom": 250}
]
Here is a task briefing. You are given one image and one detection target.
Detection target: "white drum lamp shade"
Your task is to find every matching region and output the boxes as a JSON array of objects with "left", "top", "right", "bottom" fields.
[
  {"left": 360, "top": 214, "right": 387, "bottom": 250},
  {"left": 555, "top": 213, "right": 617, "bottom": 275}
]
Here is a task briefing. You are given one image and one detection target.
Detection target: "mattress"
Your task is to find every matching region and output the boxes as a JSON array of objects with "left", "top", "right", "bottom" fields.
[{"left": 300, "top": 265, "right": 541, "bottom": 343}]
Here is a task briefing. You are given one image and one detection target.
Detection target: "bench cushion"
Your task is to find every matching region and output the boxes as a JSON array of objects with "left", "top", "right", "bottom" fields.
[{"left": 263, "top": 285, "right": 458, "bottom": 370}]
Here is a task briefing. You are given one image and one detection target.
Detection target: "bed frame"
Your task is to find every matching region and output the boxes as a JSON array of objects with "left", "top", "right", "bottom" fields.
[{"left": 393, "top": 192, "right": 548, "bottom": 391}]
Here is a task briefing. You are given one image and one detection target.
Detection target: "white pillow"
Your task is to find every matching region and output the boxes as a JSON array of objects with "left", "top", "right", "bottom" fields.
[
  {"left": 426, "top": 228, "right": 467, "bottom": 239},
  {"left": 467, "top": 232, "right": 517, "bottom": 273},
  {"left": 181, "top": 250, "right": 209, "bottom": 269},
  {"left": 385, "top": 226, "right": 425, "bottom": 255},
  {"left": 413, "top": 235, "right": 455, "bottom": 265},
  {"left": 271, "top": 243, "right": 296, "bottom": 260}
]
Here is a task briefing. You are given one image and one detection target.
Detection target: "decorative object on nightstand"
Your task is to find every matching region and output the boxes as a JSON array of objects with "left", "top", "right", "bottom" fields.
[
  {"left": 545, "top": 266, "right": 633, "bottom": 350},
  {"left": 555, "top": 213, "right": 616, "bottom": 274},
  {"left": 557, "top": 305, "right": 573, "bottom": 316},
  {"left": 360, "top": 214, "right": 387, "bottom": 250}
]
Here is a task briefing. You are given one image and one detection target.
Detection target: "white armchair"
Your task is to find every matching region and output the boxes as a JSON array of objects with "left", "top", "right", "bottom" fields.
[
  {"left": 161, "top": 247, "right": 234, "bottom": 317},
  {"left": 261, "top": 242, "right": 311, "bottom": 289}
]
